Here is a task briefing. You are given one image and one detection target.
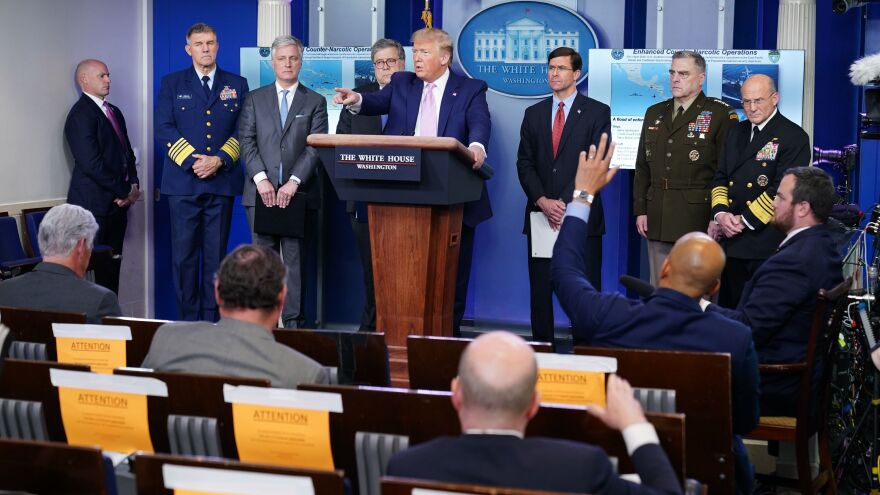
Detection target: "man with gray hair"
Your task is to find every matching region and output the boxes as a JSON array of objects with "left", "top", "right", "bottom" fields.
[
  {"left": 335, "top": 38, "right": 405, "bottom": 332},
  {"left": 238, "top": 34, "right": 328, "bottom": 328},
  {"left": 0, "top": 204, "right": 121, "bottom": 323},
  {"left": 386, "top": 331, "right": 682, "bottom": 494}
]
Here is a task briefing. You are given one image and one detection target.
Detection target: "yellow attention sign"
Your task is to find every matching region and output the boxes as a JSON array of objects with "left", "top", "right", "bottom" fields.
[
  {"left": 232, "top": 403, "right": 334, "bottom": 470},
  {"left": 536, "top": 368, "right": 606, "bottom": 407},
  {"left": 57, "top": 387, "right": 154, "bottom": 453},
  {"left": 55, "top": 337, "right": 127, "bottom": 374}
]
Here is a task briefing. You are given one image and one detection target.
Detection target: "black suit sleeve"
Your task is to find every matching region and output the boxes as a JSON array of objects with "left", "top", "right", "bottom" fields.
[
  {"left": 116, "top": 106, "right": 139, "bottom": 186},
  {"left": 336, "top": 103, "right": 353, "bottom": 135},
  {"left": 516, "top": 108, "right": 545, "bottom": 205}
]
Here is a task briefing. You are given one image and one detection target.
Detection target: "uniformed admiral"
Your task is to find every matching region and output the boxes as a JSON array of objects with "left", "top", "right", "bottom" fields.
[
  {"left": 710, "top": 74, "right": 811, "bottom": 307},
  {"left": 633, "top": 50, "right": 738, "bottom": 285},
  {"left": 156, "top": 23, "right": 249, "bottom": 321}
]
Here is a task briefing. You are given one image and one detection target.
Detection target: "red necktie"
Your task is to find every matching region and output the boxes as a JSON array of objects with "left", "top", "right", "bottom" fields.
[{"left": 552, "top": 101, "right": 565, "bottom": 158}]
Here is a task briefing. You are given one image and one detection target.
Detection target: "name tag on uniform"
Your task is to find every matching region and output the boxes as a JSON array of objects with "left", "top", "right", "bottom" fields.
[
  {"left": 176, "top": 93, "right": 193, "bottom": 100},
  {"left": 220, "top": 86, "right": 238, "bottom": 100}
]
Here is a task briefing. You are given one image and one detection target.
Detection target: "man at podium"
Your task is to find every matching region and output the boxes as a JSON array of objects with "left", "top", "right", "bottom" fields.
[{"left": 334, "top": 27, "right": 492, "bottom": 336}]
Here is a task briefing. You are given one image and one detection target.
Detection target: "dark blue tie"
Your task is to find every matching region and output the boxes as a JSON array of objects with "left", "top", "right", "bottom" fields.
[{"left": 201, "top": 75, "right": 211, "bottom": 99}]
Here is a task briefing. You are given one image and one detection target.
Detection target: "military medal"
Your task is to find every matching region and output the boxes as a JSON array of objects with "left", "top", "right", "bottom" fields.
[
  {"left": 756, "top": 141, "right": 779, "bottom": 161},
  {"left": 220, "top": 86, "right": 238, "bottom": 100},
  {"left": 687, "top": 132, "right": 695, "bottom": 138},
  {"left": 757, "top": 175, "right": 769, "bottom": 187},
  {"left": 699, "top": 133, "right": 705, "bottom": 139},
  {"left": 689, "top": 150, "right": 700, "bottom": 162}
]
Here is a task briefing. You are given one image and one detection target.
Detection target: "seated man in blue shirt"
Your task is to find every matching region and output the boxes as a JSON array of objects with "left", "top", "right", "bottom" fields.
[{"left": 552, "top": 134, "right": 759, "bottom": 495}]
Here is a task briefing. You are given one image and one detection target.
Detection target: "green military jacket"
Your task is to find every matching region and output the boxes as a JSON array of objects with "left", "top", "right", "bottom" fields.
[{"left": 633, "top": 92, "right": 738, "bottom": 242}]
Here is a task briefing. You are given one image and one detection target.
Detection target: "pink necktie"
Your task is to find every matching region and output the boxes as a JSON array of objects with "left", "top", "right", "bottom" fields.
[
  {"left": 419, "top": 83, "right": 437, "bottom": 137},
  {"left": 103, "top": 101, "right": 127, "bottom": 146}
]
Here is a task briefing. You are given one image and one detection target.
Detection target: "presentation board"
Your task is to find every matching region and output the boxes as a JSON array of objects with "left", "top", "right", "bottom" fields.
[{"left": 588, "top": 49, "right": 806, "bottom": 169}]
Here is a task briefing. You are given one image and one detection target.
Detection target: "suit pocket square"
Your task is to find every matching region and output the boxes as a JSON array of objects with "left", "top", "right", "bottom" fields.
[{"left": 294, "top": 114, "right": 307, "bottom": 118}]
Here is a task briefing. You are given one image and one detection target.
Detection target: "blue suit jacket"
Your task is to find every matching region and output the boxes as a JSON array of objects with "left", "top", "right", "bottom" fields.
[
  {"left": 64, "top": 94, "right": 138, "bottom": 216},
  {"left": 156, "top": 67, "right": 249, "bottom": 196},
  {"left": 387, "top": 434, "right": 682, "bottom": 495},
  {"left": 552, "top": 211, "right": 760, "bottom": 434},
  {"left": 709, "top": 224, "right": 842, "bottom": 398},
  {"left": 359, "top": 70, "right": 492, "bottom": 226}
]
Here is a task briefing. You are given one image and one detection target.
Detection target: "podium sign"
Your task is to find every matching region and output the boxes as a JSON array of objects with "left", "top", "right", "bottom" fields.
[{"left": 335, "top": 146, "right": 421, "bottom": 182}]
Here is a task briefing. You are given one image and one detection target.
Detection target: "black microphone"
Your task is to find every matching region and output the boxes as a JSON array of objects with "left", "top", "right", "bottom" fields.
[{"left": 620, "top": 275, "right": 655, "bottom": 298}]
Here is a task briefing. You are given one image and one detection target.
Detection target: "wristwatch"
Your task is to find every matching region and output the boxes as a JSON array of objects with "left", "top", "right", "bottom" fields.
[{"left": 572, "top": 189, "right": 594, "bottom": 204}]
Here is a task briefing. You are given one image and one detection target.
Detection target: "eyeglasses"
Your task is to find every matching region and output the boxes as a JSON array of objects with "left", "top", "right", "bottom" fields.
[
  {"left": 668, "top": 70, "right": 694, "bottom": 80},
  {"left": 742, "top": 94, "right": 776, "bottom": 107},
  {"left": 547, "top": 65, "right": 573, "bottom": 74},
  {"left": 373, "top": 58, "right": 399, "bottom": 69}
]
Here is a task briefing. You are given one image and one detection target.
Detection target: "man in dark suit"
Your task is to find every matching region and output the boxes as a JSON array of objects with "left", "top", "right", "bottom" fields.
[
  {"left": 711, "top": 75, "right": 811, "bottom": 307},
  {"left": 156, "top": 23, "right": 249, "bottom": 321},
  {"left": 335, "top": 38, "right": 404, "bottom": 332},
  {"left": 238, "top": 35, "right": 328, "bottom": 328},
  {"left": 142, "top": 244, "right": 328, "bottom": 387},
  {"left": 552, "top": 134, "right": 759, "bottom": 494},
  {"left": 0, "top": 204, "right": 121, "bottom": 323},
  {"left": 517, "top": 47, "right": 609, "bottom": 345},
  {"left": 64, "top": 59, "right": 140, "bottom": 293},
  {"left": 334, "top": 27, "right": 491, "bottom": 336},
  {"left": 708, "top": 166, "right": 842, "bottom": 416},
  {"left": 387, "top": 331, "right": 682, "bottom": 495}
]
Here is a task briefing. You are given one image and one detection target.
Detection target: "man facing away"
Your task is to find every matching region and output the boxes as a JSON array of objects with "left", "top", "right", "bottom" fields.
[
  {"left": 0, "top": 204, "right": 122, "bottom": 324},
  {"left": 333, "top": 27, "right": 491, "bottom": 336},
  {"left": 387, "top": 331, "right": 682, "bottom": 495},
  {"left": 552, "top": 134, "right": 759, "bottom": 494},
  {"left": 335, "top": 38, "right": 405, "bottom": 332},
  {"left": 516, "top": 46, "right": 610, "bottom": 345},
  {"left": 142, "top": 244, "right": 328, "bottom": 388},
  {"left": 238, "top": 34, "right": 328, "bottom": 329},
  {"left": 64, "top": 59, "right": 140, "bottom": 293}
]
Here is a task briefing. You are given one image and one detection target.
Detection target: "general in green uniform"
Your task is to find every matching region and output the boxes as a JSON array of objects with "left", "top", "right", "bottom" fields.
[{"left": 632, "top": 51, "right": 738, "bottom": 284}]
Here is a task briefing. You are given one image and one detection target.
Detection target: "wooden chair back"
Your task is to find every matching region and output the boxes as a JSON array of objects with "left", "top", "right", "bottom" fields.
[
  {"left": 133, "top": 453, "right": 346, "bottom": 495},
  {"left": 406, "top": 335, "right": 552, "bottom": 390},
  {"left": 574, "top": 346, "right": 732, "bottom": 495},
  {"left": 103, "top": 316, "right": 169, "bottom": 367},
  {"left": 273, "top": 328, "right": 390, "bottom": 385},
  {"left": 0, "top": 306, "right": 86, "bottom": 359},
  {"left": 0, "top": 438, "right": 110, "bottom": 494}
]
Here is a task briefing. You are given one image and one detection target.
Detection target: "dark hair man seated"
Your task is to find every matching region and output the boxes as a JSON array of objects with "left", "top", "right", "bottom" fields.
[
  {"left": 142, "top": 244, "right": 328, "bottom": 387},
  {"left": 706, "top": 166, "right": 843, "bottom": 416},
  {"left": 550, "top": 135, "right": 759, "bottom": 494},
  {"left": 386, "top": 330, "right": 682, "bottom": 495},
  {"left": 0, "top": 204, "right": 121, "bottom": 323}
]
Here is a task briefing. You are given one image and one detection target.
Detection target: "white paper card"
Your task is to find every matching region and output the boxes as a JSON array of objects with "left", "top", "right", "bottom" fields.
[{"left": 529, "top": 211, "right": 559, "bottom": 258}]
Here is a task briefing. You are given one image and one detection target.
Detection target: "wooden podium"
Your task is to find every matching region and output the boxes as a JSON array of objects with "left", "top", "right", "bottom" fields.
[{"left": 308, "top": 134, "right": 483, "bottom": 381}]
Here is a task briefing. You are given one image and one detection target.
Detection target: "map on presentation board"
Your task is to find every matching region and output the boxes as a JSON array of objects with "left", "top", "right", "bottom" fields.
[
  {"left": 241, "top": 47, "right": 414, "bottom": 134},
  {"left": 588, "top": 49, "right": 805, "bottom": 169}
]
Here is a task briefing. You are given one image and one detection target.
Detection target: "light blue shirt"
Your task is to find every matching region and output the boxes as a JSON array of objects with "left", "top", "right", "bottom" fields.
[
  {"left": 564, "top": 200, "right": 592, "bottom": 223},
  {"left": 550, "top": 91, "right": 578, "bottom": 129}
]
